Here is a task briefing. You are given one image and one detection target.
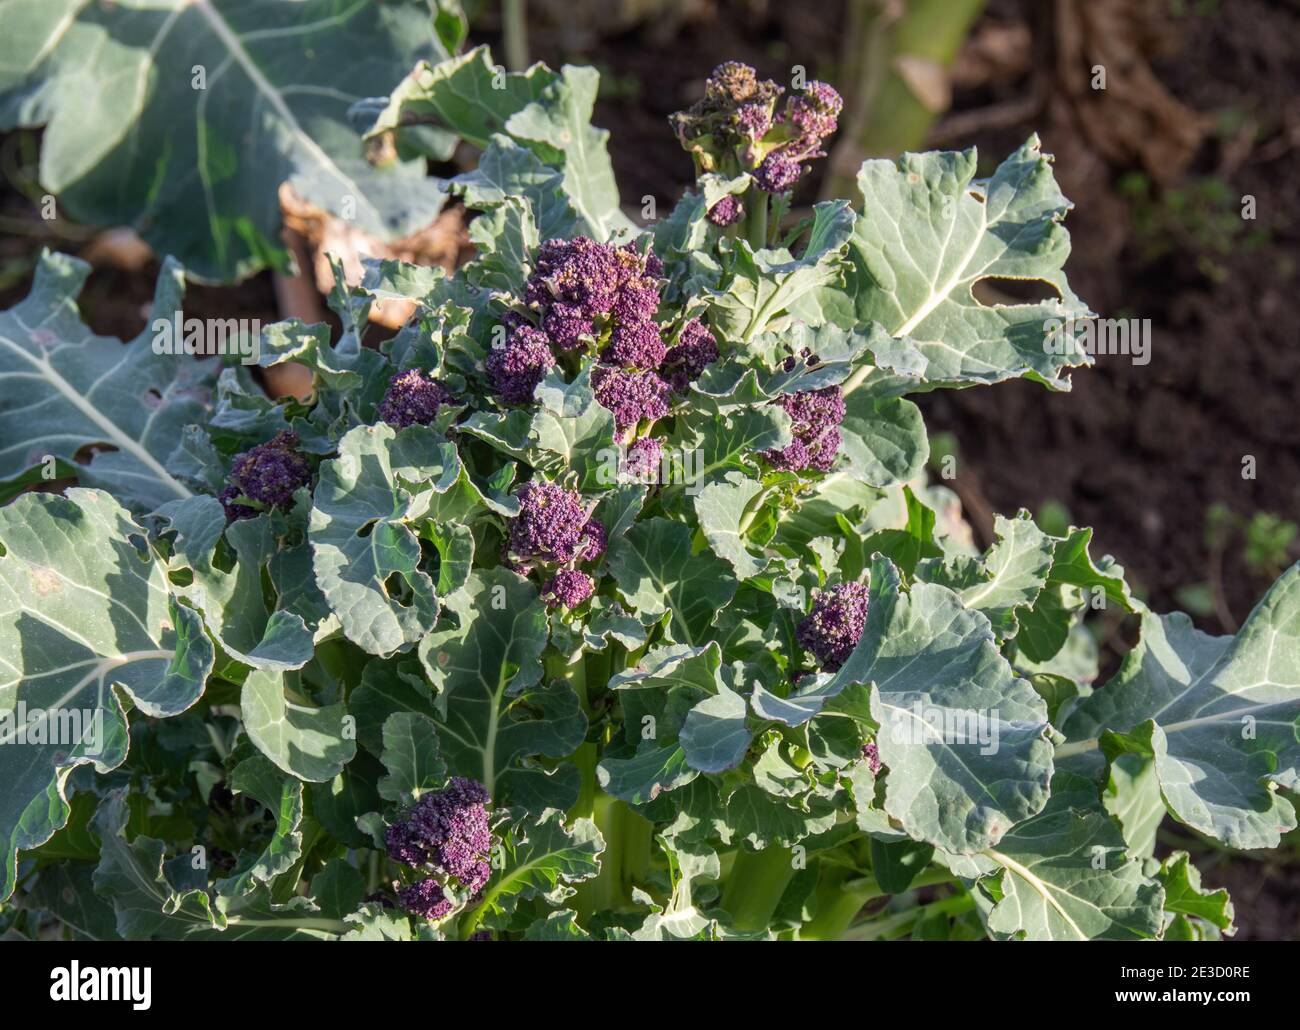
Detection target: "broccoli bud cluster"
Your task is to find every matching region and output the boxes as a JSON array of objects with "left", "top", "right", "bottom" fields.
[
  {"left": 376, "top": 368, "right": 454, "bottom": 430},
  {"left": 505, "top": 481, "right": 605, "bottom": 608},
  {"left": 671, "top": 62, "right": 842, "bottom": 196},
  {"left": 796, "top": 581, "right": 869, "bottom": 671},
  {"left": 762, "top": 385, "right": 846, "bottom": 472},
  {"left": 219, "top": 430, "right": 312, "bottom": 521},
  {"left": 386, "top": 777, "right": 493, "bottom": 921}
]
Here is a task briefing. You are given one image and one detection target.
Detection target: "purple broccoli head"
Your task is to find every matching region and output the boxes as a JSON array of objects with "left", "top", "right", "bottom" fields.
[
  {"left": 662, "top": 318, "right": 720, "bottom": 391},
  {"left": 389, "top": 776, "right": 494, "bottom": 919},
  {"left": 861, "top": 741, "right": 882, "bottom": 776},
  {"left": 707, "top": 61, "right": 761, "bottom": 104},
  {"left": 592, "top": 366, "right": 672, "bottom": 434},
  {"left": 623, "top": 437, "right": 664, "bottom": 481},
  {"left": 578, "top": 517, "right": 607, "bottom": 562},
  {"left": 397, "top": 878, "right": 454, "bottom": 920},
  {"left": 797, "top": 581, "right": 870, "bottom": 671},
  {"left": 762, "top": 385, "right": 845, "bottom": 472},
  {"left": 376, "top": 368, "right": 452, "bottom": 430},
  {"left": 542, "top": 569, "right": 595, "bottom": 609},
  {"left": 754, "top": 150, "right": 804, "bottom": 194},
  {"left": 606, "top": 320, "right": 667, "bottom": 370},
  {"left": 707, "top": 194, "right": 745, "bottom": 227},
  {"left": 785, "top": 81, "right": 843, "bottom": 149},
  {"left": 508, "top": 480, "right": 589, "bottom": 563},
  {"left": 542, "top": 303, "right": 595, "bottom": 352},
  {"left": 219, "top": 430, "right": 311, "bottom": 521},
  {"left": 485, "top": 324, "right": 555, "bottom": 405},
  {"left": 527, "top": 237, "right": 624, "bottom": 316}
]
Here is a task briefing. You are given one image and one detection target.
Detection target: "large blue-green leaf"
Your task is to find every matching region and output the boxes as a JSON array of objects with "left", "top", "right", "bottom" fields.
[
  {"left": 0, "top": 489, "right": 213, "bottom": 902},
  {"left": 607, "top": 518, "right": 738, "bottom": 646},
  {"left": 840, "top": 137, "right": 1093, "bottom": 391},
  {"left": 0, "top": 0, "right": 450, "bottom": 280},
  {"left": 309, "top": 423, "right": 459, "bottom": 656},
  {"left": 0, "top": 252, "right": 209, "bottom": 510},
  {"left": 761, "top": 556, "right": 1054, "bottom": 854},
  {"left": 1061, "top": 563, "right": 1300, "bottom": 850},
  {"left": 418, "top": 569, "right": 585, "bottom": 810},
  {"left": 979, "top": 772, "right": 1164, "bottom": 941}
]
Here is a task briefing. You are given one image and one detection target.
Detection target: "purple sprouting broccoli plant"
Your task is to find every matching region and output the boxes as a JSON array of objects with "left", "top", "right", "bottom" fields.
[
  {"left": 762, "top": 386, "right": 846, "bottom": 473},
  {"left": 376, "top": 368, "right": 453, "bottom": 429},
  {"left": 387, "top": 777, "right": 493, "bottom": 921},
  {"left": 543, "top": 569, "right": 595, "bottom": 609},
  {"left": 15, "top": 40, "right": 1289, "bottom": 946},
  {"left": 797, "top": 581, "right": 870, "bottom": 672},
  {"left": 219, "top": 430, "right": 312, "bottom": 521},
  {"left": 486, "top": 324, "right": 555, "bottom": 405}
]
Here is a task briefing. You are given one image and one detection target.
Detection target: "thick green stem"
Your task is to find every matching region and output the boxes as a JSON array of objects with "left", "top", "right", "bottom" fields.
[
  {"left": 742, "top": 185, "right": 769, "bottom": 251},
  {"left": 799, "top": 866, "right": 958, "bottom": 940},
  {"left": 501, "top": 0, "right": 528, "bottom": 72},
  {"left": 842, "top": 891, "right": 973, "bottom": 941},
  {"left": 821, "top": 0, "right": 987, "bottom": 201},
  {"left": 721, "top": 845, "right": 797, "bottom": 931}
]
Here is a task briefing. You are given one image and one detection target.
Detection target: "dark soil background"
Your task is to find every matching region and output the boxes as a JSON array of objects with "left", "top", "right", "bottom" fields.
[{"left": 1, "top": 0, "right": 1296, "bottom": 938}]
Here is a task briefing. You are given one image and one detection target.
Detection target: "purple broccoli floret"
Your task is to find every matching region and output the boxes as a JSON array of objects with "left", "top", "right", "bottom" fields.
[
  {"left": 763, "top": 385, "right": 845, "bottom": 472},
  {"left": 508, "top": 480, "right": 589, "bottom": 563},
  {"left": 861, "top": 742, "right": 882, "bottom": 776},
  {"left": 527, "top": 237, "right": 623, "bottom": 316},
  {"left": 754, "top": 150, "right": 804, "bottom": 194},
  {"left": 219, "top": 430, "right": 311, "bottom": 521},
  {"left": 485, "top": 324, "right": 555, "bottom": 405},
  {"left": 707, "top": 61, "right": 761, "bottom": 104},
  {"left": 376, "top": 368, "right": 452, "bottom": 429},
  {"left": 606, "top": 320, "right": 667, "bottom": 370},
  {"left": 385, "top": 821, "right": 427, "bottom": 867},
  {"left": 662, "top": 318, "right": 720, "bottom": 391},
  {"left": 579, "top": 517, "right": 607, "bottom": 562},
  {"left": 542, "top": 303, "right": 595, "bottom": 352},
  {"left": 543, "top": 569, "right": 595, "bottom": 609},
  {"left": 592, "top": 367, "right": 672, "bottom": 434},
  {"left": 389, "top": 777, "right": 494, "bottom": 920},
  {"left": 797, "top": 581, "right": 870, "bottom": 672},
  {"left": 786, "top": 81, "right": 843, "bottom": 147},
  {"left": 736, "top": 101, "right": 773, "bottom": 141},
  {"left": 623, "top": 437, "right": 663, "bottom": 481},
  {"left": 398, "top": 878, "right": 454, "bottom": 920},
  {"left": 610, "top": 275, "right": 661, "bottom": 325},
  {"left": 707, "top": 194, "right": 745, "bottom": 227}
]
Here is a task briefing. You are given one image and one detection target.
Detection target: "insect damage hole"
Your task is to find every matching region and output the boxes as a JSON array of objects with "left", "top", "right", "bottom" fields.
[{"left": 971, "top": 276, "right": 1062, "bottom": 306}]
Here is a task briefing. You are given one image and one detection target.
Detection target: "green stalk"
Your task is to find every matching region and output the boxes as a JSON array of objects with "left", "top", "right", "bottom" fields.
[
  {"left": 800, "top": 866, "right": 957, "bottom": 940},
  {"left": 742, "top": 185, "right": 769, "bottom": 251},
  {"left": 501, "top": 0, "right": 528, "bottom": 72},
  {"left": 842, "top": 891, "right": 973, "bottom": 940},
  {"left": 720, "top": 845, "right": 797, "bottom": 931},
  {"left": 821, "top": 0, "right": 987, "bottom": 202}
]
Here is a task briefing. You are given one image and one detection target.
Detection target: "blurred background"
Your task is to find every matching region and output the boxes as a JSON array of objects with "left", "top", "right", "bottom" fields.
[{"left": 1, "top": 0, "right": 1297, "bottom": 935}]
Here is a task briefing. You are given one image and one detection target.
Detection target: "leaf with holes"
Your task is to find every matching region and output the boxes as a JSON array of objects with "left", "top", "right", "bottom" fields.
[{"left": 0, "top": 252, "right": 210, "bottom": 511}]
